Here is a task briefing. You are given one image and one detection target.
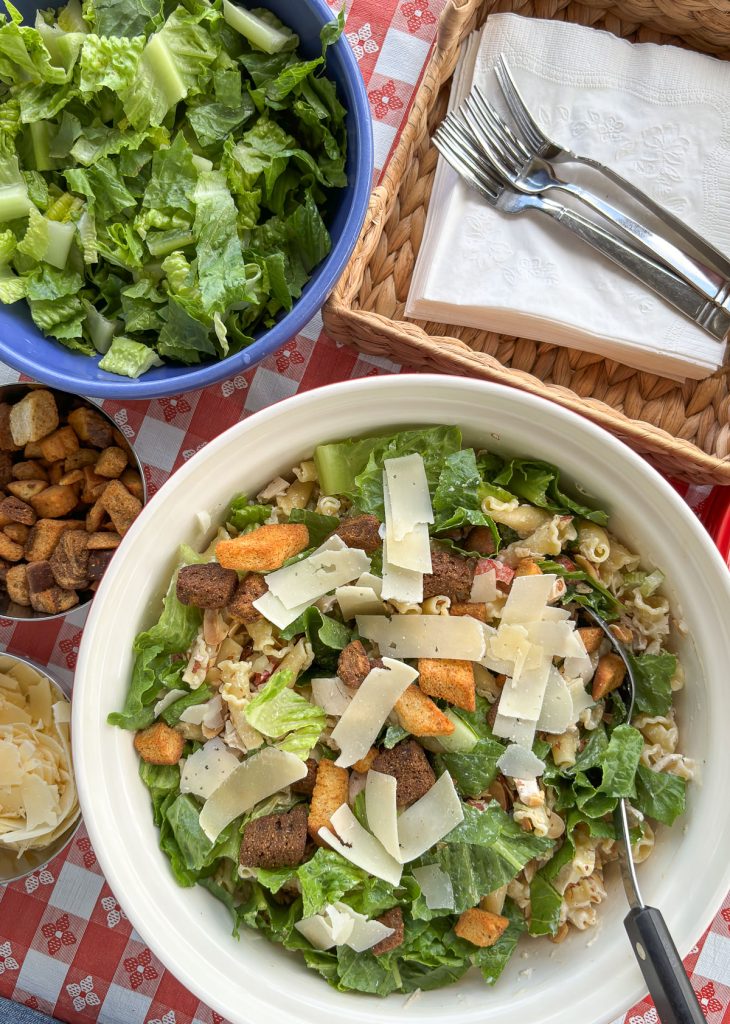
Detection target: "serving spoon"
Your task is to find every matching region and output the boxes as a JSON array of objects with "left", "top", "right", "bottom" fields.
[{"left": 581, "top": 607, "right": 704, "bottom": 1024}]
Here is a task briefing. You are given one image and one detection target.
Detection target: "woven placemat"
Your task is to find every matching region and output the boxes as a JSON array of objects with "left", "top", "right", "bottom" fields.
[{"left": 325, "top": 0, "right": 730, "bottom": 484}]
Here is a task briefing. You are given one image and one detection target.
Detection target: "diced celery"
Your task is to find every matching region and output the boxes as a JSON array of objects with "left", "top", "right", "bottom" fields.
[
  {"left": 222, "top": 1, "right": 292, "bottom": 53},
  {"left": 44, "top": 220, "right": 75, "bottom": 269},
  {"left": 0, "top": 184, "right": 30, "bottom": 222},
  {"left": 144, "top": 33, "right": 187, "bottom": 107},
  {"left": 83, "top": 300, "right": 117, "bottom": 354}
]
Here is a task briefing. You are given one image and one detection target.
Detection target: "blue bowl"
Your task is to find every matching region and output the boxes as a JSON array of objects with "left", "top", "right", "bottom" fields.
[{"left": 2, "top": 0, "right": 373, "bottom": 399}]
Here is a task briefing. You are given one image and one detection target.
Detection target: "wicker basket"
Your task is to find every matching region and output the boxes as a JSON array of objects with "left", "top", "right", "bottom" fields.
[{"left": 324, "top": 0, "right": 730, "bottom": 484}]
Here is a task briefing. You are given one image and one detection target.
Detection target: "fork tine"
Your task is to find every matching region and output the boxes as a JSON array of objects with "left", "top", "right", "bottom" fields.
[
  {"left": 494, "top": 55, "right": 545, "bottom": 153},
  {"left": 433, "top": 128, "right": 500, "bottom": 205},
  {"left": 436, "top": 118, "right": 502, "bottom": 199},
  {"left": 440, "top": 115, "right": 508, "bottom": 197},
  {"left": 457, "top": 105, "right": 516, "bottom": 180},
  {"left": 469, "top": 86, "right": 528, "bottom": 163}
]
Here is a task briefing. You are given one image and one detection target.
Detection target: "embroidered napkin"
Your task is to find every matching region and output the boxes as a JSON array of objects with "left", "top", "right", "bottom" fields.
[{"left": 406, "top": 14, "right": 730, "bottom": 380}]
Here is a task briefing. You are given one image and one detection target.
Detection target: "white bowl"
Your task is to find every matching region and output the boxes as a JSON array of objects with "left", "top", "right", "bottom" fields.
[{"left": 73, "top": 376, "right": 730, "bottom": 1024}]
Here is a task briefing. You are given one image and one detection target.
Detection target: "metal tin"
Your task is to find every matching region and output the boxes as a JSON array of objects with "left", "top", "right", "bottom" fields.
[{"left": 0, "top": 651, "right": 81, "bottom": 884}]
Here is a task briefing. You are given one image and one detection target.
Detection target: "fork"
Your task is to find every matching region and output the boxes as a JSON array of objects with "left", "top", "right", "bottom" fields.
[
  {"left": 463, "top": 84, "right": 730, "bottom": 316},
  {"left": 495, "top": 54, "right": 730, "bottom": 293},
  {"left": 433, "top": 114, "right": 730, "bottom": 343}
]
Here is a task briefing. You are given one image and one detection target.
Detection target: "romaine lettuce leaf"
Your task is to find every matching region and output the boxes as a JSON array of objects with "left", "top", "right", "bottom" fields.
[
  {"left": 279, "top": 606, "right": 352, "bottom": 668},
  {"left": 627, "top": 650, "right": 676, "bottom": 717},
  {"left": 493, "top": 458, "right": 608, "bottom": 525},
  {"left": 244, "top": 668, "right": 325, "bottom": 758},
  {"left": 634, "top": 764, "right": 686, "bottom": 825}
]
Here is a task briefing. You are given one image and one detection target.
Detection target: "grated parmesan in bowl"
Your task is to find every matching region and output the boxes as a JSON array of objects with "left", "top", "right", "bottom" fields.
[{"left": 0, "top": 654, "right": 81, "bottom": 882}]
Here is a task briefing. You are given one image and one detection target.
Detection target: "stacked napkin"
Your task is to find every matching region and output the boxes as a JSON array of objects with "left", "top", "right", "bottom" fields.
[{"left": 406, "top": 14, "right": 730, "bottom": 379}]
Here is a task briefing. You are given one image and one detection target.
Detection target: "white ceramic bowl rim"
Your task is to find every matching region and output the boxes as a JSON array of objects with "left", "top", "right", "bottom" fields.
[{"left": 73, "top": 375, "right": 730, "bottom": 1024}]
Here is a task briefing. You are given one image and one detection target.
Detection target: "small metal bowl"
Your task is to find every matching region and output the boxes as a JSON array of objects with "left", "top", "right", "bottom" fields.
[
  {"left": 0, "top": 652, "right": 81, "bottom": 884},
  {"left": 0, "top": 382, "right": 147, "bottom": 623}
]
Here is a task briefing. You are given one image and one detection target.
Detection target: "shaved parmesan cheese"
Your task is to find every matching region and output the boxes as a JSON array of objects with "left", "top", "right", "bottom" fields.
[
  {"left": 380, "top": 538, "right": 423, "bottom": 603},
  {"left": 501, "top": 574, "right": 556, "bottom": 624},
  {"left": 542, "top": 606, "right": 572, "bottom": 622},
  {"left": 295, "top": 903, "right": 394, "bottom": 953},
  {"left": 396, "top": 772, "right": 464, "bottom": 862},
  {"left": 497, "top": 743, "right": 545, "bottom": 780},
  {"left": 357, "top": 572, "right": 383, "bottom": 597},
  {"left": 527, "top": 621, "right": 586, "bottom": 658},
  {"left": 319, "top": 804, "right": 402, "bottom": 885},
  {"left": 199, "top": 747, "right": 307, "bottom": 841},
  {"left": 536, "top": 668, "right": 574, "bottom": 734},
  {"left": 496, "top": 655, "right": 552, "bottom": 721},
  {"left": 265, "top": 546, "right": 371, "bottom": 610},
  {"left": 252, "top": 589, "right": 311, "bottom": 629},
  {"left": 332, "top": 902, "right": 394, "bottom": 952},
  {"left": 383, "top": 454, "right": 434, "bottom": 540},
  {"left": 564, "top": 652, "right": 595, "bottom": 685},
  {"left": 470, "top": 568, "right": 497, "bottom": 603},
  {"left": 179, "top": 695, "right": 223, "bottom": 728},
  {"left": 365, "top": 770, "right": 400, "bottom": 859},
  {"left": 331, "top": 658, "right": 417, "bottom": 767},
  {"left": 567, "top": 675, "right": 595, "bottom": 720},
  {"left": 356, "top": 614, "right": 485, "bottom": 661},
  {"left": 153, "top": 689, "right": 187, "bottom": 717},
  {"left": 412, "top": 864, "right": 455, "bottom": 910},
  {"left": 492, "top": 713, "right": 537, "bottom": 748},
  {"left": 335, "top": 585, "right": 386, "bottom": 620},
  {"left": 384, "top": 519, "right": 432, "bottom": 573},
  {"left": 180, "top": 738, "right": 240, "bottom": 800},
  {"left": 311, "top": 677, "right": 354, "bottom": 716}
]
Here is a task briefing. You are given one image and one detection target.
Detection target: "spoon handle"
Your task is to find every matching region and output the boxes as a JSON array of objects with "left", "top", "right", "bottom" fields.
[{"left": 624, "top": 906, "right": 705, "bottom": 1024}]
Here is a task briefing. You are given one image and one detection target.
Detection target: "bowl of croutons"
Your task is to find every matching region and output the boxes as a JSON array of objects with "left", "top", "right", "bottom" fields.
[{"left": 0, "top": 383, "right": 146, "bottom": 619}]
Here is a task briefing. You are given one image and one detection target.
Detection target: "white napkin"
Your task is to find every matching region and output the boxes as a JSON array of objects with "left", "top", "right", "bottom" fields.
[{"left": 406, "top": 14, "right": 730, "bottom": 380}]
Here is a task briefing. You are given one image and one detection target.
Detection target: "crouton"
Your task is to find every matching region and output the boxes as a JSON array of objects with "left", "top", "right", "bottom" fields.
[
  {"left": 372, "top": 740, "right": 436, "bottom": 807},
  {"left": 87, "top": 549, "right": 114, "bottom": 581},
  {"left": 30, "top": 586, "right": 79, "bottom": 615},
  {"left": 67, "top": 406, "right": 113, "bottom": 448},
  {"left": 9, "top": 391, "right": 59, "bottom": 446},
  {"left": 0, "top": 452, "right": 12, "bottom": 488},
  {"left": 94, "top": 446, "right": 128, "bottom": 479},
  {"left": 120, "top": 468, "right": 144, "bottom": 501},
  {"left": 11, "top": 460, "right": 47, "bottom": 482},
  {"left": 515, "top": 557, "right": 542, "bottom": 577},
  {"left": 239, "top": 804, "right": 308, "bottom": 869},
  {"left": 0, "top": 533, "right": 24, "bottom": 562},
  {"left": 423, "top": 545, "right": 475, "bottom": 602},
  {"left": 38, "top": 426, "right": 79, "bottom": 463},
  {"left": 64, "top": 448, "right": 98, "bottom": 472},
  {"left": 591, "top": 653, "right": 627, "bottom": 700},
  {"left": 577, "top": 627, "right": 603, "bottom": 655},
  {"left": 4, "top": 523, "right": 29, "bottom": 545},
  {"left": 372, "top": 908, "right": 404, "bottom": 956},
  {"left": 227, "top": 573, "right": 267, "bottom": 623},
  {"left": 0, "top": 558, "right": 8, "bottom": 587},
  {"left": 133, "top": 721, "right": 183, "bottom": 765},
  {"left": 86, "top": 531, "right": 121, "bottom": 550},
  {"left": 337, "top": 640, "right": 372, "bottom": 689},
  {"left": 450, "top": 601, "right": 487, "bottom": 623},
  {"left": 30, "top": 485, "right": 78, "bottom": 520},
  {"left": 85, "top": 498, "right": 105, "bottom": 533},
  {"left": 291, "top": 757, "right": 318, "bottom": 796},
  {"left": 394, "top": 685, "right": 455, "bottom": 736},
  {"left": 216, "top": 523, "right": 309, "bottom": 572},
  {"left": 418, "top": 658, "right": 476, "bottom": 712},
  {"left": 176, "top": 563, "right": 238, "bottom": 609},
  {"left": 48, "top": 463, "right": 64, "bottom": 485},
  {"left": 5, "top": 565, "right": 30, "bottom": 606},
  {"left": 0, "top": 405, "right": 22, "bottom": 452},
  {"left": 58, "top": 469, "right": 84, "bottom": 487},
  {"left": 50, "top": 531, "right": 89, "bottom": 589},
  {"left": 464, "top": 525, "right": 496, "bottom": 556},
  {"left": 308, "top": 759, "right": 349, "bottom": 844},
  {"left": 335, "top": 514, "right": 382, "bottom": 554},
  {"left": 80, "top": 465, "right": 108, "bottom": 504},
  {"left": 0, "top": 495, "right": 36, "bottom": 527},
  {"left": 455, "top": 908, "right": 509, "bottom": 947},
  {"left": 24, "top": 519, "right": 84, "bottom": 561},
  {"left": 352, "top": 747, "right": 379, "bottom": 774},
  {"left": 26, "top": 560, "right": 55, "bottom": 594},
  {"left": 100, "top": 479, "right": 142, "bottom": 535},
  {"left": 23, "top": 440, "right": 43, "bottom": 458},
  {"left": 7, "top": 480, "right": 47, "bottom": 502}
]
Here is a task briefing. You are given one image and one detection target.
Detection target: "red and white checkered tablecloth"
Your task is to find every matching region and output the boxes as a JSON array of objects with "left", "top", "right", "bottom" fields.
[{"left": 1, "top": 2, "right": 730, "bottom": 1021}]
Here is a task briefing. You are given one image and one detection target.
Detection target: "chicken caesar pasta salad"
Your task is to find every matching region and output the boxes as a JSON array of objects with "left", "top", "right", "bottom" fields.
[{"left": 111, "top": 426, "right": 695, "bottom": 995}]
